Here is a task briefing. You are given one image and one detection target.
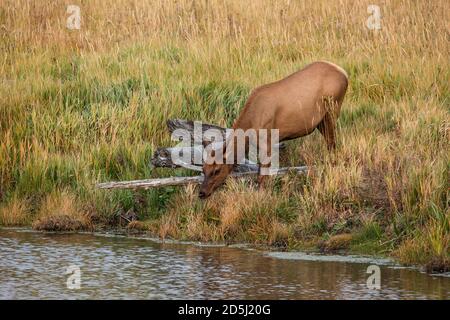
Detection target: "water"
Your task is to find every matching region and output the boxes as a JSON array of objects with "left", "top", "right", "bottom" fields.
[{"left": 0, "top": 228, "right": 448, "bottom": 300}]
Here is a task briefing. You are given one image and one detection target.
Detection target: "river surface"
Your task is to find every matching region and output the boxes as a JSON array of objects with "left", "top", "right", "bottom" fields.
[{"left": 0, "top": 228, "right": 448, "bottom": 300}]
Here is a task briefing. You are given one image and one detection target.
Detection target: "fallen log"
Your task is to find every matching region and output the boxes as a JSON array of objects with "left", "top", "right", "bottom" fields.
[
  {"left": 97, "top": 166, "right": 308, "bottom": 190},
  {"left": 166, "top": 118, "right": 286, "bottom": 148},
  {"left": 151, "top": 145, "right": 259, "bottom": 172},
  {"left": 152, "top": 119, "right": 286, "bottom": 172},
  {"left": 167, "top": 119, "right": 226, "bottom": 143}
]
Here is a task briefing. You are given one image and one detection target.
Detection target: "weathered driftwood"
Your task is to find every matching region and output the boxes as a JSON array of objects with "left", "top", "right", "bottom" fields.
[
  {"left": 152, "top": 119, "right": 286, "bottom": 172},
  {"left": 167, "top": 119, "right": 227, "bottom": 143},
  {"left": 150, "top": 146, "right": 259, "bottom": 172},
  {"left": 166, "top": 118, "right": 286, "bottom": 148},
  {"left": 97, "top": 166, "right": 308, "bottom": 190}
]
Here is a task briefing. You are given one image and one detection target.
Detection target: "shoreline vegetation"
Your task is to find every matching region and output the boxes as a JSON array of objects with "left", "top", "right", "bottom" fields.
[{"left": 0, "top": 0, "right": 448, "bottom": 273}]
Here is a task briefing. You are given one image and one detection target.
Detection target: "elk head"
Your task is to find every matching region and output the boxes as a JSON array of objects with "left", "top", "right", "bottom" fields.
[{"left": 199, "top": 140, "right": 234, "bottom": 199}]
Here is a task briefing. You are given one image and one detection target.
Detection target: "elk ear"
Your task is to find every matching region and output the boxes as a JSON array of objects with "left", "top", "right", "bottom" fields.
[
  {"left": 202, "top": 139, "right": 212, "bottom": 148},
  {"left": 202, "top": 139, "right": 215, "bottom": 159}
]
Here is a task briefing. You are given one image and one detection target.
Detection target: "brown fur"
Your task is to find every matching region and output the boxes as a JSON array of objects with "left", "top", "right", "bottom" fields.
[{"left": 199, "top": 61, "right": 348, "bottom": 199}]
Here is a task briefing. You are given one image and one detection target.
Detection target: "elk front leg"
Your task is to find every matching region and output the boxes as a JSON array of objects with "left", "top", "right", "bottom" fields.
[
  {"left": 258, "top": 164, "right": 271, "bottom": 188},
  {"left": 257, "top": 130, "right": 273, "bottom": 188}
]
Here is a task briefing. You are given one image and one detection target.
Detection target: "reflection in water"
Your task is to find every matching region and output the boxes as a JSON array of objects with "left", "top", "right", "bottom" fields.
[{"left": 0, "top": 229, "right": 448, "bottom": 299}]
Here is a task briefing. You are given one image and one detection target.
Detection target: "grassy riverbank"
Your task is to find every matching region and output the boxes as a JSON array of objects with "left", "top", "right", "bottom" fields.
[{"left": 0, "top": 0, "right": 448, "bottom": 272}]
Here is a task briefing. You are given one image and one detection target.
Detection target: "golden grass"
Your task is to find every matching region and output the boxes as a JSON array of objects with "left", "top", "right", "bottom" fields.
[
  {"left": 319, "top": 234, "right": 354, "bottom": 253},
  {"left": 0, "top": 0, "right": 448, "bottom": 268},
  {"left": 126, "top": 220, "right": 151, "bottom": 232},
  {"left": 0, "top": 197, "right": 29, "bottom": 226},
  {"left": 32, "top": 190, "right": 92, "bottom": 231},
  {"left": 395, "top": 205, "right": 449, "bottom": 272}
]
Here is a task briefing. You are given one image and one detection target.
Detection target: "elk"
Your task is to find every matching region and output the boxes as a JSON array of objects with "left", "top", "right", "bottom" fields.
[{"left": 199, "top": 61, "right": 348, "bottom": 199}]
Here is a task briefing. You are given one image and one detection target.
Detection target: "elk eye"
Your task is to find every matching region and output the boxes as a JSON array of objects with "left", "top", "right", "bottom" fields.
[{"left": 212, "top": 168, "right": 220, "bottom": 176}]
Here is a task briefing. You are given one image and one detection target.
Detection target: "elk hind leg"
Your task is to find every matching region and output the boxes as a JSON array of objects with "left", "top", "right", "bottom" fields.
[{"left": 317, "top": 111, "right": 337, "bottom": 151}]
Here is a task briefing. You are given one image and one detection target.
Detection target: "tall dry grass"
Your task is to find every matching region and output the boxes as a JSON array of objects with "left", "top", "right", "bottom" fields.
[{"left": 0, "top": 0, "right": 448, "bottom": 269}]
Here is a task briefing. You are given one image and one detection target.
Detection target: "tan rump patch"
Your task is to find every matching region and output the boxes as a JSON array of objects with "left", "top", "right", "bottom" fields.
[{"left": 318, "top": 60, "right": 349, "bottom": 79}]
